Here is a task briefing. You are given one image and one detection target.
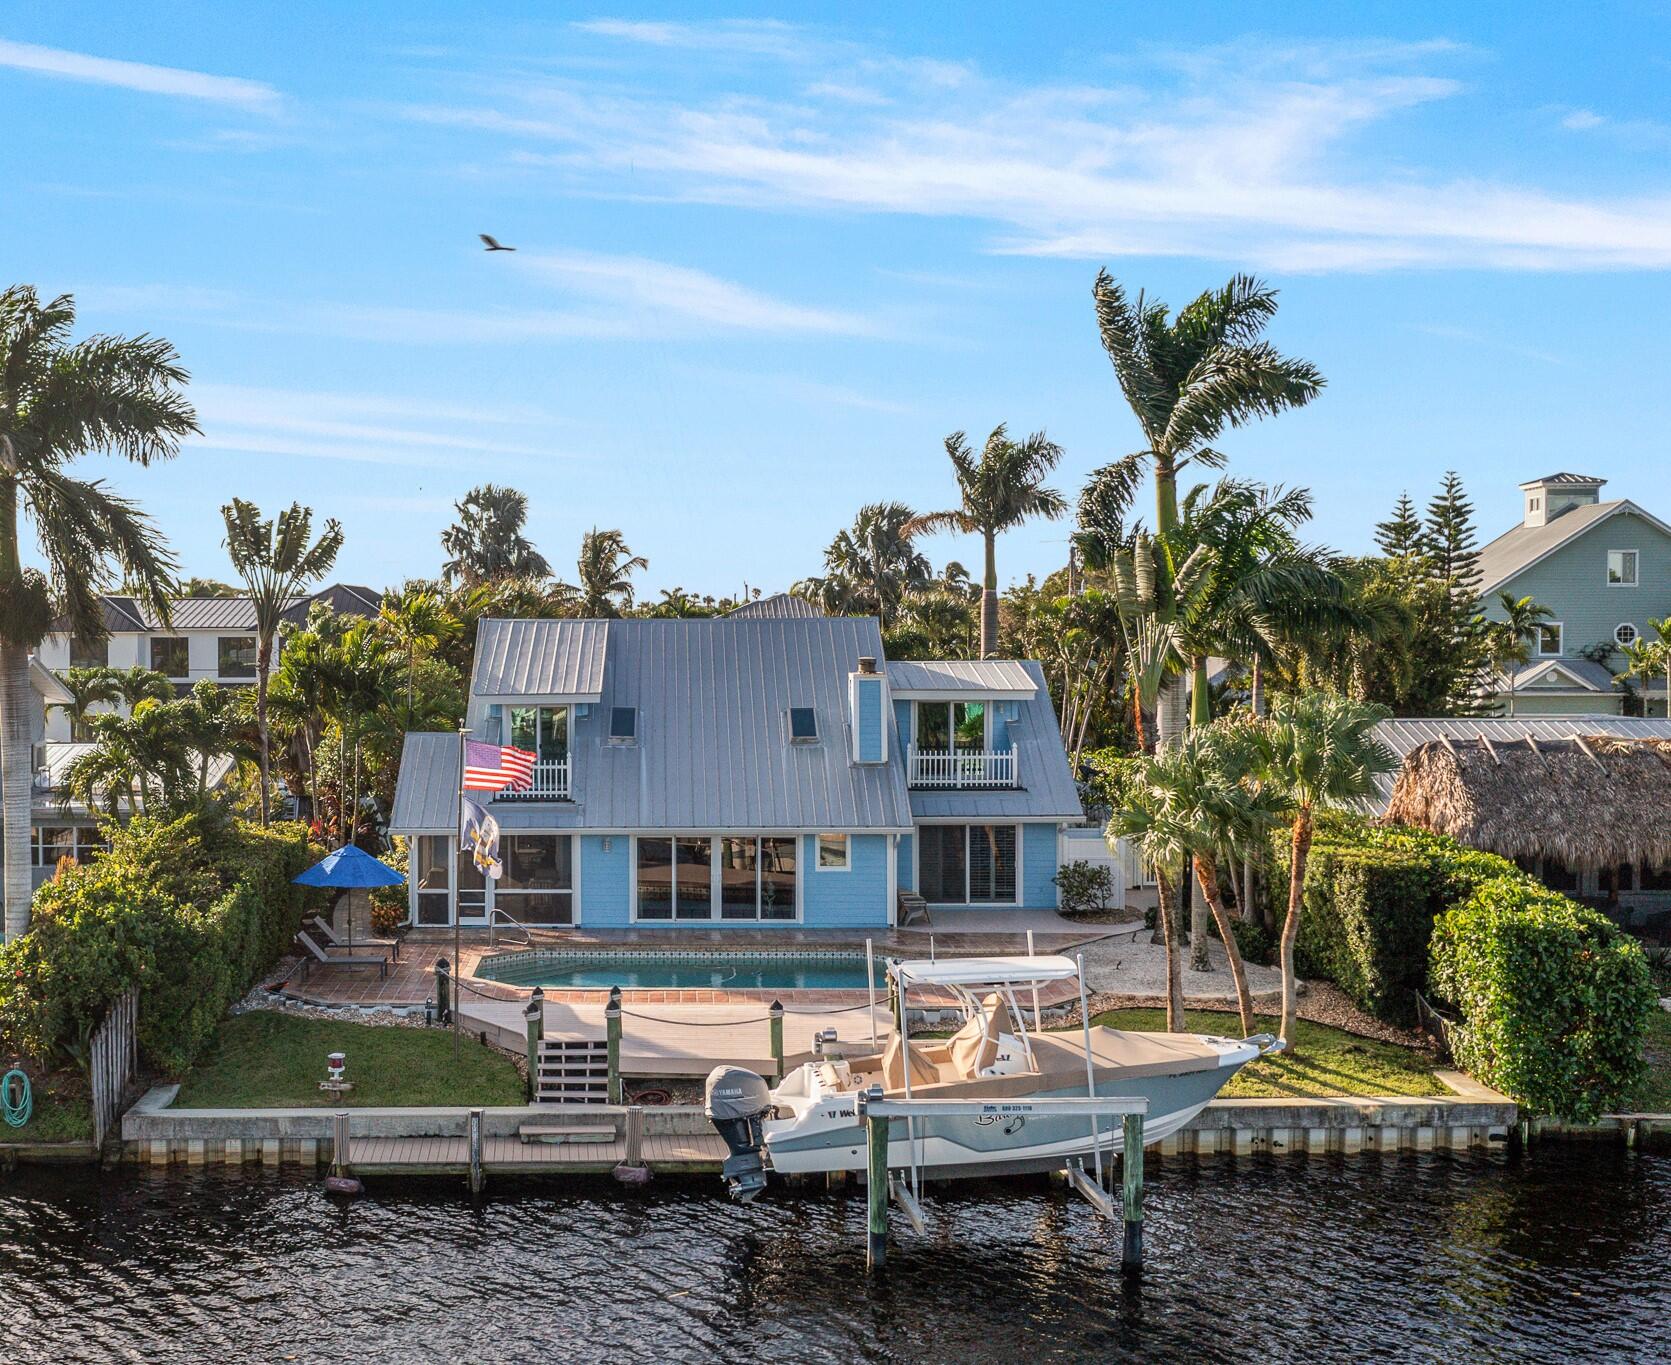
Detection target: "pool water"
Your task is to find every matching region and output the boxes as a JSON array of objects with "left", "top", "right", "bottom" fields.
[{"left": 475, "top": 950, "right": 875, "bottom": 991}]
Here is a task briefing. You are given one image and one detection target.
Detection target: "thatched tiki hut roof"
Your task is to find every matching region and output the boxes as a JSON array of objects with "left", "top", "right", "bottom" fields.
[{"left": 1384, "top": 735, "right": 1671, "bottom": 872}]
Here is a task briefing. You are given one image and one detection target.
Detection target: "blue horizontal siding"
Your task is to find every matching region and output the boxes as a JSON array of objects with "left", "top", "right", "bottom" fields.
[
  {"left": 580, "top": 835, "right": 631, "bottom": 927},
  {"left": 802, "top": 833, "right": 890, "bottom": 928},
  {"left": 1024, "top": 822, "right": 1060, "bottom": 908},
  {"left": 896, "top": 833, "right": 915, "bottom": 893}
]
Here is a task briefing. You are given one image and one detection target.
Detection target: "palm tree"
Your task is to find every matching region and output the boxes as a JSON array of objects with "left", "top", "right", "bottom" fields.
[
  {"left": 53, "top": 666, "right": 120, "bottom": 741},
  {"left": 440, "top": 484, "right": 550, "bottom": 586},
  {"left": 378, "top": 588, "right": 457, "bottom": 720},
  {"left": 907, "top": 426, "right": 1067, "bottom": 657},
  {"left": 1093, "top": 272, "right": 1323, "bottom": 734},
  {"left": 65, "top": 697, "right": 196, "bottom": 818},
  {"left": 105, "top": 664, "right": 174, "bottom": 710},
  {"left": 221, "top": 499, "right": 345, "bottom": 826},
  {"left": 563, "top": 528, "right": 647, "bottom": 617},
  {"left": 1487, "top": 592, "right": 1555, "bottom": 716},
  {"left": 1616, "top": 616, "right": 1671, "bottom": 718},
  {"left": 819, "top": 502, "right": 932, "bottom": 627},
  {"left": 1104, "top": 531, "right": 1212, "bottom": 752},
  {"left": 1256, "top": 692, "right": 1396, "bottom": 1049},
  {"left": 1105, "top": 773, "right": 1188, "bottom": 1031},
  {"left": 0, "top": 286, "right": 196, "bottom": 940}
]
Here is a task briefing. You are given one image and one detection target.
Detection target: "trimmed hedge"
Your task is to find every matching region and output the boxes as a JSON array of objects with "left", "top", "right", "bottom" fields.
[
  {"left": 0, "top": 812, "right": 319, "bottom": 1075},
  {"left": 1430, "top": 878, "right": 1656, "bottom": 1122}
]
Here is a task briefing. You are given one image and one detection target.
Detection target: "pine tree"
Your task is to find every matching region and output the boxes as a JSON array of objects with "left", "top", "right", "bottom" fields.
[
  {"left": 1423, "top": 471, "right": 1479, "bottom": 586},
  {"left": 1374, "top": 492, "right": 1426, "bottom": 561}
]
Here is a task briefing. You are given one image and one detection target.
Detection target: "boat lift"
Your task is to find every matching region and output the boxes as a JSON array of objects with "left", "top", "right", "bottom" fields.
[{"left": 856, "top": 1089, "right": 1150, "bottom": 1274}]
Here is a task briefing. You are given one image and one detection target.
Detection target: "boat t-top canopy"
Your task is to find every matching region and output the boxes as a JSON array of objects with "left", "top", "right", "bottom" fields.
[{"left": 890, "top": 955, "right": 1080, "bottom": 989}]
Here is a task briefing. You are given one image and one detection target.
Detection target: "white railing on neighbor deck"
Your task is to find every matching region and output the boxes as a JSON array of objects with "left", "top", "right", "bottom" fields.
[
  {"left": 495, "top": 759, "right": 570, "bottom": 801},
  {"left": 907, "top": 745, "right": 1019, "bottom": 789}
]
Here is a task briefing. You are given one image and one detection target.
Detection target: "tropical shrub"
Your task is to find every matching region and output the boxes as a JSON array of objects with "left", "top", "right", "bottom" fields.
[
  {"left": 368, "top": 837, "right": 409, "bottom": 936},
  {"left": 1430, "top": 878, "right": 1656, "bottom": 1122},
  {"left": 1053, "top": 860, "right": 1115, "bottom": 914},
  {"left": 0, "top": 812, "right": 319, "bottom": 1074}
]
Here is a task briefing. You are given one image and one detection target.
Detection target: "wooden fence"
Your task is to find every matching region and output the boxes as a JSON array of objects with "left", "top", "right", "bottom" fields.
[{"left": 90, "top": 987, "right": 139, "bottom": 1149}]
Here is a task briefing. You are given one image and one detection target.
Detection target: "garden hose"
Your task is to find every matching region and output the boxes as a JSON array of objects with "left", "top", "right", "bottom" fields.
[{"left": 1, "top": 1069, "right": 31, "bottom": 1128}]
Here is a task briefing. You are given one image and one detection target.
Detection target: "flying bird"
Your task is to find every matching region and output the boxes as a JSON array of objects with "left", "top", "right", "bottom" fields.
[{"left": 479, "top": 234, "right": 516, "bottom": 252}]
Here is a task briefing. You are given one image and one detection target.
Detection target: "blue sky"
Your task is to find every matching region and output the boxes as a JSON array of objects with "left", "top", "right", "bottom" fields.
[{"left": 5, "top": 3, "right": 1670, "bottom": 596}]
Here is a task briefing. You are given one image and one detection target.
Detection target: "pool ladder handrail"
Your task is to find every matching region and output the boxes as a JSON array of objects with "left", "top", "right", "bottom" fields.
[{"left": 487, "top": 906, "right": 533, "bottom": 949}]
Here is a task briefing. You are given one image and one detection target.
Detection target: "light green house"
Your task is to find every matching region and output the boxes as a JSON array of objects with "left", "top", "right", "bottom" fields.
[{"left": 1478, "top": 473, "right": 1671, "bottom": 716}]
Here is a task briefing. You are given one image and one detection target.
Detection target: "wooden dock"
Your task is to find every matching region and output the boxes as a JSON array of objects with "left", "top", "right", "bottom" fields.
[{"left": 346, "top": 1131, "right": 730, "bottom": 1176}]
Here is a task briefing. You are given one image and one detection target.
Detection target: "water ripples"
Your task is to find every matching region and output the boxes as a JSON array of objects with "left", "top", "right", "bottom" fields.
[{"left": 0, "top": 1148, "right": 1665, "bottom": 1363}]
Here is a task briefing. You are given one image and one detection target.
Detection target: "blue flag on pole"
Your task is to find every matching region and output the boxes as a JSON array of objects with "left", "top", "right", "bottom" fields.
[{"left": 460, "top": 796, "right": 503, "bottom": 880}]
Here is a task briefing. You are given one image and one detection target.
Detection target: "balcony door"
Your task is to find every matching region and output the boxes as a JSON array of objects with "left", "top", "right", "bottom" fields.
[
  {"left": 915, "top": 701, "right": 987, "bottom": 753},
  {"left": 508, "top": 705, "right": 570, "bottom": 796},
  {"left": 919, "top": 824, "right": 1017, "bottom": 904}
]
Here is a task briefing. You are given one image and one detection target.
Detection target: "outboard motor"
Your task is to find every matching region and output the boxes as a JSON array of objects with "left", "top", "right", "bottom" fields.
[{"left": 704, "top": 1065, "right": 772, "bottom": 1202}]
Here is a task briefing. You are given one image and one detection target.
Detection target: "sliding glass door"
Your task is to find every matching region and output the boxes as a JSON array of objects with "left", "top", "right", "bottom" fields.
[
  {"left": 915, "top": 701, "right": 987, "bottom": 752},
  {"left": 636, "top": 835, "right": 798, "bottom": 921},
  {"left": 494, "top": 834, "right": 575, "bottom": 925},
  {"left": 919, "top": 824, "right": 1017, "bottom": 904}
]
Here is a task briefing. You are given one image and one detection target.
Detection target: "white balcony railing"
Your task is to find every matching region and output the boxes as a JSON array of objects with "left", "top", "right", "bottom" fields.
[
  {"left": 494, "top": 759, "right": 571, "bottom": 801},
  {"left": 907, "top": 745, "right": 1018, "bottom": 789}
]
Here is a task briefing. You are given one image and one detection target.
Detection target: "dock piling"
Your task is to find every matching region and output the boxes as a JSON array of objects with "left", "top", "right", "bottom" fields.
[
  {"left": 331, "top": 1110, "right": 350, "bottom": 1175},
  {"left": 467, "top": 1107, "right": 484, "bottom": 1195},
  {"left": 605, "top": 986, "right": 623, "bottom": 1105},
  {"left": 435, "top": 957, "right": 451, "bottom": 1025},
  {"left": 861, "top": 1085, "right": 889, "bottom": 1272},
  {"left": 769, "top": 1000, "right": 785, "bottom": 1082},
  {"left": 523, "top": 988, "right": 545, "bottom": 1103},
  {"left": 1121, "top": 1112, "right": 1145, "bottom": 1273}
]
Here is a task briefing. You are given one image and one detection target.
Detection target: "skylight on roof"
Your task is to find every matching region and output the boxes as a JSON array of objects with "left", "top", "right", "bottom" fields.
[
  {"left": 787, "top": 707, "right": 818, "bottom": 743},
  {"left": 609, "top": 706, "right": 637, "bottom": 743}
]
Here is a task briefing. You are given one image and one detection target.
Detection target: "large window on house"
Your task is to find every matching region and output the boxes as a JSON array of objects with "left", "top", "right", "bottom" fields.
[
  {"left": 150, "top": 636, "right": 190, "bottom": 678},
  {"left": 70, "top": 637, "right": 108, "bottom": 669},
  {"left": 1608, "top": 549, "right": 1639, "bottom": 586},
  {"left": 415, "top": 836, "right": 451, "bottom": 926},
  {"left": 914, "top": 701, "right": 987, "bottom": 751},
  {"left": 636, "top": 835, "right": 798, "bottom": 921},
  {"left": 508, "top": 705, "right": 569, "bottom": 764},
  {"left": 218, "top": 636, "right": 257, "bottom": 678},
  {"left": 1536, "top": 623, "right": 1563, "bottom": 657},
  {"left": 919, "top": 824, "right": 1018, "bottom": 904},
  {"left": 495, "top": 834, "right": 574, "bottom": 925}
]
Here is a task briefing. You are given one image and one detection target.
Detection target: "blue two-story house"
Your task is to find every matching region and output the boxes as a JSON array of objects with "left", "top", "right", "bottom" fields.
[{"left": 387, "top": 616, "right": 1082, "bottom": 929}]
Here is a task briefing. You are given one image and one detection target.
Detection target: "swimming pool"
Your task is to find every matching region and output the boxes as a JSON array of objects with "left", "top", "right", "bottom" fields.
[{"left": 474, "top": 949, "right": 874, "bottom": 991}]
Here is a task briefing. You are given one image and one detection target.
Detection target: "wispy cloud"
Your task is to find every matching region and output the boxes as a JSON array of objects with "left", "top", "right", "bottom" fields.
[
  {"left": 0, "top": 37, "right": 280, "bottom": 111},
  {"left": 518, "top": 248, "right": 873, "bottom": 335},
  {"left": 421, "top": 32, "right": 1671, "bottom": 273},
  {"left": 570, "top": 18, "right": 810, "bottom": 60}
]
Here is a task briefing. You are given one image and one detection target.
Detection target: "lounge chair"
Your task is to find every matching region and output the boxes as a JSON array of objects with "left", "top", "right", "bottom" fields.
[
  {"left": 307, "top": 914, "right": 400, "bottom": 961},
  {"left": 295, "top": 929, "right": 388, "bottom": 979}
]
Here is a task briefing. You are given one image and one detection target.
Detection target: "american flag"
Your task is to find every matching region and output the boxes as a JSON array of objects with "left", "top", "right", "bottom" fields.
[{"left": 462, "top": 740, "right": 536, "bottom": 791}]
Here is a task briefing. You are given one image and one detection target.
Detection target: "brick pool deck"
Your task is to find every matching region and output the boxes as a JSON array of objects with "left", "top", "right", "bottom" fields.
[{"left": 279, "top": 925, "right": 1106, "bottom": 1010}]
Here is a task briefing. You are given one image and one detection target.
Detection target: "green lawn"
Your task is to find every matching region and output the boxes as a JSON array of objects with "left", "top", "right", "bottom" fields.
[
  {"left": 1634, "top": 1010, "right": 1671, "bottom": 1113},
  {"left": 1082, "top": 1008, "right": 1449, "bottom": 1099},
  {"left": 0, "top": 1074, "right": 92, "bottom": 1144},
  {"left": 174, "top": 1012, "right": 524, "bottom": 1109}
]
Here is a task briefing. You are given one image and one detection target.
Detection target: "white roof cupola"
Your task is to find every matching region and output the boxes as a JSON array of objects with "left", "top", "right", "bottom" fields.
[{"left": 1519, "top": 472, "right": 1605, "bottom": 528}]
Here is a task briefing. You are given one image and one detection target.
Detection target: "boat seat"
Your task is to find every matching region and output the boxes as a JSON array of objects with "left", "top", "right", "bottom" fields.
[
  {"left": 880, "top": 1032, "right": 940, "bottom": 1090},
  {"left": 948, "top": 994, "right": 1013, "bottom": 1081}
]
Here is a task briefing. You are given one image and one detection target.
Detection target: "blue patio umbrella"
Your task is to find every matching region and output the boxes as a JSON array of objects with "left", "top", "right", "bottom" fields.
[{"left": 294, "top": 845, "right": 404, "bottom": 948}]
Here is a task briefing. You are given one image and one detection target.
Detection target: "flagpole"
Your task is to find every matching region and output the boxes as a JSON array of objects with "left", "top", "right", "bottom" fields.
[{"left": 455, "top": 723, "right": 468, "bottom": 1063}]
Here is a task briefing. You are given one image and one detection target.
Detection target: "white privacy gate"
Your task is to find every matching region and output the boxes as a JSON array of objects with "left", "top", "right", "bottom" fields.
[{"left": 1056, "top": 827, "right": 1135, "bottom": 908}]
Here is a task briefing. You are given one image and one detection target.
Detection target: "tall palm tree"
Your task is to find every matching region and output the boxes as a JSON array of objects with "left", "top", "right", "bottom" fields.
[
  {"left": 1093, "top": 271, "right": 1323, "bottom": 734},
  {"left": 440, "top": 484, "right": 550, "bottom": 587},
  {"left": 65, "top": 697, "right": 196, "bottom": 818},
  {"left": 221, "top": 499, "right": 345, "bottom": 826},
  {"left": 1106, "top": 775, "right": 1189, "bottom": 1031},
  {"left": 907, "top": 426, "right": 1067, "bottom": 657},
  {"left": 1256, "top": 692, "right": 1396, "bottom": 1049},
  {"left": 378, "top": 588, "right": 457, "bottom": 721},
  {"left": 0, "top": 286, "right": 196, "bottom": 940},
  {"left": 1488, "top": 592, "right": 1554, "bottom": 717},
  {"left": 53, "top": 665, "right": 121, "bottom": 741},
  {"left": 564, "top": 528, "right": 647, "bottom": 617}
]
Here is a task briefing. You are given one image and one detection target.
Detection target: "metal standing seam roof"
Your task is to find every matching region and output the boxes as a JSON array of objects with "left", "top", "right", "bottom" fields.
[
  {"left": 723, "top": 593, "right": 824, "bottom": 619},
  {"left": 1475, "top": 500, "right": 1671, "bottom": 593},
  {"left": 397, "top": 617, "right": 917, "bottom": 832},
  {"left": 885, "top": 659, "right": 1038, "bottom": 696},
  {"left": 471, "top": 618, "right": 610, "bottom": 698},
  {"left": 65, "top": 587, "right": 379, "bottom": 636},
  {"left": 32, "top": 741, "right": 236, "bottom": 819},
  {"left": 1367, "top": 715, "right": 1671, "bottom": 812},
  {"left": 906, "top": 659, "right": 1083, "bottom": 822}
]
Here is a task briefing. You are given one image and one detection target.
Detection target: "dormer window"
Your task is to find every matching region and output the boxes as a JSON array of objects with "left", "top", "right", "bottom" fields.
[
  {"left": 608, "top": 706, "right": 637, "bottom": 744},
  {"left": 1608, "top": 550, "right": 1639, "bottom": 587},
  {"left": 787, "top": 707, "right": 818, "bottom": 743}
]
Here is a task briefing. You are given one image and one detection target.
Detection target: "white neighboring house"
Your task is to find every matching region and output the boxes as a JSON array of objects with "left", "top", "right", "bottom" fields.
[{"left": 35, "top": 585, "right": 381, "bottom": 741}]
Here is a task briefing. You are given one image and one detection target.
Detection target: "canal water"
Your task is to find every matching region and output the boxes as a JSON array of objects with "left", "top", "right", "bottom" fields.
[{"left": 0, "top": 1148, "right": 1663, "bottom": 1362}]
